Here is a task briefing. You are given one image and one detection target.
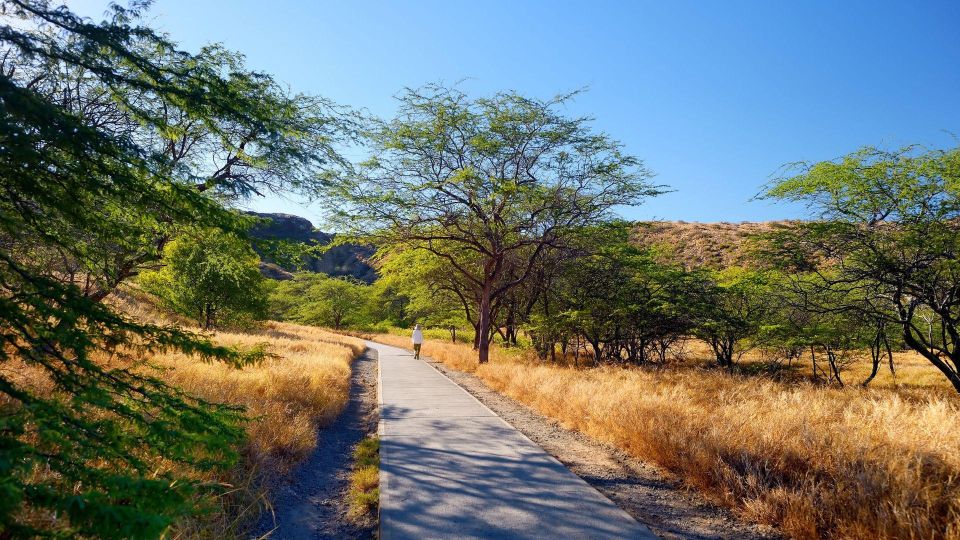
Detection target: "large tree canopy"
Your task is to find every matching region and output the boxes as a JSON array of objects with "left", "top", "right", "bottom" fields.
[
  {"left": 763, "top": 145, "right": 960, "bottom": 392},
  {"left": 0, "top": 1, "right": 349, "bottom": 535},
  {"left": 326, "top": 85, "right": 662, "bottom": 362}
]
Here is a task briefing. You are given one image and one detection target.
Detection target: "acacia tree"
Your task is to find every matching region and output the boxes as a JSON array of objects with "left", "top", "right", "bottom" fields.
[
  {"left": 692, "top": 268, "right": 772, "bottom": 369},
  {"left": 764, "top": 145, "right": 960, "bottom": 392},
  {"left": 269, "top": 273, "right": 369, "bottom": 329},
  {"left": 0, "top": 2, "right": 346, "bottom": 535},
  {"left": 759, "top": 272, "right": 898, "bottom": 386},
  {"left": 328, "top": 85, "right": 660, "bottom": 363}
]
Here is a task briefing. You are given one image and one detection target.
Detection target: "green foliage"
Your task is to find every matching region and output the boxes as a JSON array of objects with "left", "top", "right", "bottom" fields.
[
  {"left": 374, "top": 246, "right": 469, "bottom": 330},
  {"left": 526, "top": 223, "right": 696, "bottom": 364},
  {"left": 141, "top": 229, "right": 268, "bottom": 330},
  {"left": 691, "top": 268, "right": 775, "bottom": 368},
  {"left": 325, "top": 84, "right": 661, "bottom": 362},
  {"left": 0, "top": 1, "right": 348, "bottom": 535},
  {"left": 763, "top": 145, "right": 960, "bottom": 391},
  {"left": 269, "top": 273, "right": 370, "bottom": 329}
]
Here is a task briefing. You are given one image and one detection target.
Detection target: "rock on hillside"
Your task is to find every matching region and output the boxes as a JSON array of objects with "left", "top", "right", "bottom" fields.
[
  {"left": 633, "top": 220, "right": 798, "bottom": 270},
  {"left": 246, "top": 212, "right": 377, "bottom": 283}
]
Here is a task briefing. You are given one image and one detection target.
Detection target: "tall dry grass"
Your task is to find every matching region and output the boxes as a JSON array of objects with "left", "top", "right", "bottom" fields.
[
  {"left": 155, "top": 321, "right": 365, "bottom": 537},
  {"left": 372, "top": 333, "right": 960, "bottom": 539},
  {"left": 114, "top": 289, "right": 366, "bottom": 478},
  {"left": 5, "top": 284, "right": 367, "bottom": 537},
  {"left": 159, "top": 322, "right": 364, "bottom": 474}
]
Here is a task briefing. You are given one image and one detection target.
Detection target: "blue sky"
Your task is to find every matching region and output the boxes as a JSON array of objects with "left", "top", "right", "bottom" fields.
[{"left": 68, "top": 0, "right": 960, "bottom": 226}]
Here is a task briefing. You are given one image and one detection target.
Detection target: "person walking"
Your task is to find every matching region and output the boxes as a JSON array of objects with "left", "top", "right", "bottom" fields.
[{"left": 411, "top": 324, "right": 424, "bottom": 359}]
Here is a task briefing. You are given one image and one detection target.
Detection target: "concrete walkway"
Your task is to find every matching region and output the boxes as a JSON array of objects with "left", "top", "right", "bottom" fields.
[{"left": 369, "top": 340, "right": 656, "bottom": 540}]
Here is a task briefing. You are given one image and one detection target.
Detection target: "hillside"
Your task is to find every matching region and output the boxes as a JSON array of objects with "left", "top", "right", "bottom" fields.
[
  {"left": 247, "top": 212, "right": 377, "bottom": 283},
  {"left": 633, "top": 220, "right": 798, "bottom": 269},
  {"left": 249, "top": 214, "right": 796, "bottom": 280}
]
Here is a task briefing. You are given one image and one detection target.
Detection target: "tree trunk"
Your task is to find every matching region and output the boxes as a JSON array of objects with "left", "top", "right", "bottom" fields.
[
  {"left": 204, "top": 303, "right": 213, "bottom": 330},
  {"left": 587, "top": 336, "right": 602, "bottom": 364},
  {"left": 709, "top": 336, "right": 734, "bottom": 369},
  {"left": 825, "top": 344, "right": 844, "bottom": 386},
  {"left": 862, "top": 332, "right": 882, "bottom": 387},
  {"left": 504, "top": 308, "right": 517, "bottom": 346},
  {"left": 903, "top": 325, "right": 960, "bottom": 393},
  {"left": 477, "top": 285, "right": 493, "bottom": 364},
  {"left": 810, "top": 345, "right": 820, "bottom": 381}
]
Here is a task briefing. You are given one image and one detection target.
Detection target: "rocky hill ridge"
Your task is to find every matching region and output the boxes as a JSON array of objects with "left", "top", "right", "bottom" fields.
[{"left": 246, "top": 212, "right": 376, "bottom": 283}]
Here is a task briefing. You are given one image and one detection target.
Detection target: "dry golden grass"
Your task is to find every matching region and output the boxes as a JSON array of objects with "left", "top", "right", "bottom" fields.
[
  {"left": 371, "top": 333, "right": 960, "bottom": 539},
  {"left": 634, "top": 220, "right": 795, "bottom": 269},
  {"left": 157, "top": 322, "right": 365, "bottom": 474},
  {"left": 113, "top": 288, "right": 366, "bottom": 477},
  {"left": 5, "top": 289, "right": 367, "bottom": 537},
  {"left": 154, "top": 321, "right": 365, "bottom": 537}
]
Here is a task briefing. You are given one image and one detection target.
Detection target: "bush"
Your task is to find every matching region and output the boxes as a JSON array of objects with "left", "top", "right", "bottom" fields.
[{"left": 141, "top": 229, "right": 268, "bottom": 329}]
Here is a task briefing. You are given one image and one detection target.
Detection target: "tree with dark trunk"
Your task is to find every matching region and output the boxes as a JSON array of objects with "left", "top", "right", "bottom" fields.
[
  {"left": 692, "top": 268, "right": 772, "bottom": 370},
  {"left": 327, "top": 85, "right": 660, "bottom": 363},
  {"left": 763, "top": 145, "right": 960, "bottom": 392}
]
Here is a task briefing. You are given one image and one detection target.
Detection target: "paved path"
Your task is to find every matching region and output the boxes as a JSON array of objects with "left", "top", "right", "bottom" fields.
[{"left": 369, "top": 341, "right": 657, "bottom": 540}]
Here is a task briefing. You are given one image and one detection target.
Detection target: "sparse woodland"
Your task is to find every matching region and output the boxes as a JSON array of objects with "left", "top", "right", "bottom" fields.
[{"left": 2, "top": 1, "right": 960, "bottom": 539}]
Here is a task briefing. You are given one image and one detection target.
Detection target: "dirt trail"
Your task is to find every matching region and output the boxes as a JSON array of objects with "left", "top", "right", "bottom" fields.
[
  {"left": 253, "top": 350, "right": 378, "bottom": 539},
  {"left": 428, "top": 359, "right": 779, "bottom": 540}
]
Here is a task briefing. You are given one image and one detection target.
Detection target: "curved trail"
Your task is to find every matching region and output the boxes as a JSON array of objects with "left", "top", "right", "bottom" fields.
[{"left": 372, "top": 340, "right": 656, "bottom": 540}]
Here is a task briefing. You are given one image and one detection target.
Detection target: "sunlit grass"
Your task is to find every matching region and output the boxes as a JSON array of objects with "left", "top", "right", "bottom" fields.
[
  {"left": 4, "top": 286, "right": 367, "bottom": 538},
  {"left": 369, "top": 332, "right": 960, "bottom": 540},
  {"left": 156, "top": 321, "right": 365, "bottom": 537},
  {"left": 346, "top": 436, "right": 380, "bottom": 524}
]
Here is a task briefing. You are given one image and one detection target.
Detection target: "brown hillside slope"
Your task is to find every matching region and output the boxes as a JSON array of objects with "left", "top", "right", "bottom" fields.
[{"left": 633, "top": 220, "right": 800, "bottom": 269}]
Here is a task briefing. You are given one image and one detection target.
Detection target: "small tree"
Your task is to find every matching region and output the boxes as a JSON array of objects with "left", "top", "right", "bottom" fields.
[
  {"left": 692, "top": 268, "right": 772, "bottom": 369},
  {"left": 142, "top": 230, "right": 268, "bottom": 329},
  {"left": 269, "top": 273, "right": 369, "bottom": 329},
  {"left": 303, "top": 276, "right": 368, "bottom": 329}
]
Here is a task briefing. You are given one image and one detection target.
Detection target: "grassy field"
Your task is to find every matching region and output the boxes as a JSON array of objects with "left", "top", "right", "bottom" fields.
[
  {"left": 120, "top": 289, "right": 369, "bottom": 535},
  {"left": 3, "top": 290, "right": 366, "bottom": 538},
  {"left": 369, "top": 332, "right": 960, "bottom": 540},
  {"left": 160, "top": 321, "right": 365, "bottom": 537}
]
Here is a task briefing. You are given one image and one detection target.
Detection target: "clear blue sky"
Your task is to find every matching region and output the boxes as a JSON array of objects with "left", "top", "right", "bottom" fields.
[{"left": 68, "top": 0, "right": 960, "bottom": 226}]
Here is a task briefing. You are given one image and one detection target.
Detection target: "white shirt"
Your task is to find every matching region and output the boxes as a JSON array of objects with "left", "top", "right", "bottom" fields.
[{"left": 411, "top": 328, "right": 424, "bottom": 345}]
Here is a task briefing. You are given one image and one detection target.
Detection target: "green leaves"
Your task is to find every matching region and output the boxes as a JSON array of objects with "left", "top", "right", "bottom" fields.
[
  {"left": 764, "top": 144, "right": 960, "bottom": 391},
  {"left": 140, "top": 228, "right": 268, "bottom": 330},
  {"left": 268, "top": 273, "right": 370, "bottom": 330},
  {"left": 322, "top": 85, "right": 662, "bottom": 361},
  {"left": 0, "top": 1, "right": 348, "bottom": 535}
]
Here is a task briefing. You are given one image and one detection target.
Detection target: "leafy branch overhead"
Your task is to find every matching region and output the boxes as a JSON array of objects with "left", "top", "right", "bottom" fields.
[{"left": 0, "top": 1, "right": 351, "bottom": 536}]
